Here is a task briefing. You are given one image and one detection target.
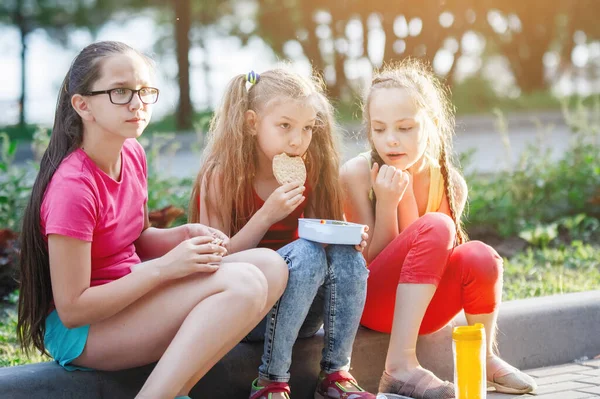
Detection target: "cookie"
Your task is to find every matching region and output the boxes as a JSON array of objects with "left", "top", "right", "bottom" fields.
[
  {"left": 211, "top": 237, "right": 224, "bottom": 255},
  {"left": 272, "top": 153, "right": 306, "bottom": 185}
]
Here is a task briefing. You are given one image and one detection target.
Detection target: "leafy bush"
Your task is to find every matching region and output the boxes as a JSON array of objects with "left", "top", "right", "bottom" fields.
[
  {"left": 465, "top": 100, "right": 600, "bottom": 239},
  {"left": 140, "top": 133, "right": 194, "bottom": 227},
  {"left": 0, "top": 133, "right": 32, "bottom": 231}
]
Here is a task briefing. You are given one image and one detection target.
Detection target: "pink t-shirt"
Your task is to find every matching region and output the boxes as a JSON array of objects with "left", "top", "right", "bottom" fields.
[{"left": 40, "top": 139, "right": 148, "bottom": 287}]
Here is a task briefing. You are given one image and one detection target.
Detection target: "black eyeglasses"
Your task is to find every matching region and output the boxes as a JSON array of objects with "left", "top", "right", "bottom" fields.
[{"left": 83, "top": 87, "right": 160, "bottom": 105}]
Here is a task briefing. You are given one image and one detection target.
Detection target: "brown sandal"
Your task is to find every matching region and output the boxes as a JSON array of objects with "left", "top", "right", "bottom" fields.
[{"left": 378, "top": 369, "right": 455, "bottom": 399}]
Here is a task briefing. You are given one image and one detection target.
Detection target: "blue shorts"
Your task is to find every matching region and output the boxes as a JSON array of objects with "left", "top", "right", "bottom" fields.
[{"left": 44, "top": 310, "right": 93, "bottom": 371}]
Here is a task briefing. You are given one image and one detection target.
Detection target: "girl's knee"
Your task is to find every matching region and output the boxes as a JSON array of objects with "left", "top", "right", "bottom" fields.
[
  {"left": 419, "top": 212, "right": 456, "bottom": 246},
  {"left": 456, "top": 241, "right": 503, "bottom": 284},
  {"left": 395, "top": 213, "right": 455, "bottom": 281},
  {"left": 222, "top": 263, "right": 269, "bottom": 310},
  {"left": 327, "top": 245, "right": 368, "bottom": 280},
  {"left": 251, "top": 248, "right": 289, "bottom": 291},
  {"left": 282, "top": 239, "right": 327, "bottom": 274}
]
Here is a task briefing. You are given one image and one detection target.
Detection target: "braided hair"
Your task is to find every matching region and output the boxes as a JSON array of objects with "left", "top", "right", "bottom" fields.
[{"left": 363, "top": 59, "right": 468, "bottom": 244}]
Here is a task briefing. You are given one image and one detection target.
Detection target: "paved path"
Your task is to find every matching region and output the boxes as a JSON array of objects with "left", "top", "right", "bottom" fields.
[
  {"left": 489, "top": 358, "right": 600, "bottom": 398},
  {"left": 11, "top": 111, "right": 573, "bottom": 178},
  {"left": 151, "top": 113, "right": 572, "bottom": 178}
]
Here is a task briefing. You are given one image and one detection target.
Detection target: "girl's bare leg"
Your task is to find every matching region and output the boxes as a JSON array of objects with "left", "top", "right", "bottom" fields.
[
  {"left": 176, "top": 248, "right": 288, "bottom": 395},
  {"left": 73, "top": 256, "right": 286, "bottom": 399}
]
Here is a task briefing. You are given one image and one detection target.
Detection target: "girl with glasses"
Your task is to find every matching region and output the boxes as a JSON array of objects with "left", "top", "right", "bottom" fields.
[{"left": 17, "top": 41, "right": 288, "bottom": 399}]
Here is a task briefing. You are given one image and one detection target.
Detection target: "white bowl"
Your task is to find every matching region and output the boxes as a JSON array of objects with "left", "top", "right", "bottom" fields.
[{"left": 298, "top": 218, "right": 366, "bottom": 245}]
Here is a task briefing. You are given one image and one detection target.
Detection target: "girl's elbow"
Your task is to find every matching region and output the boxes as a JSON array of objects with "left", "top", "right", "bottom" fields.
[{"left": 55, "top": 306, "right": 86, "bottom": 329}]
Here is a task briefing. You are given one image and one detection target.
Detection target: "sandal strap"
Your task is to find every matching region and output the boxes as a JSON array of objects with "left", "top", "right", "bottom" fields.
[
  {"left": 252, "top": 381, "right": 291, "bottom": 398},
  {"left": 399, "top": 370, "right": 435, "bottom": 396},
  {"left": 323, "top": 370, "right": 357, "bottom": 385}
]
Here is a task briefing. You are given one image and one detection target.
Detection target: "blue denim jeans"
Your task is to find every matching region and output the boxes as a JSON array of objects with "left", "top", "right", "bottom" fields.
[{"left": 245, "top": 239, "right": 369, "bottom": 383}]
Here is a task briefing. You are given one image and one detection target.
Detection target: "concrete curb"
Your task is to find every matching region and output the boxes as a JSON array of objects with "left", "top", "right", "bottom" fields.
[{"left": 1, "top": 290, "right": 599, "bottom": 398}]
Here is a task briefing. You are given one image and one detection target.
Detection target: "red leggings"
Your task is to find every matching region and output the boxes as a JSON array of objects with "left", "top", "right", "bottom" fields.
[{"left": 360, "top": 212, "right": 503, "bottom": 335}]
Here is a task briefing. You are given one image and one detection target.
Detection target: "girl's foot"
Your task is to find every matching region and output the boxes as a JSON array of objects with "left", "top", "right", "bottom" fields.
[
  {"left": 378, "top": 368, "right": 454, "bottom": 399},
  {"left": 486, "top": 355, "right": 537, "bottom": 394},
  {"left": 315, "top": 370, "right": 377, "bottom": 398},
  {"left": 249, "top": 378, "right": 291, "bottom": 399}
]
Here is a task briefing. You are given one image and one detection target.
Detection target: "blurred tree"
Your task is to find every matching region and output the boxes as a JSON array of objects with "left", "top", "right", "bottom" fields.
[
  {"left": 474, "top": 1, "right": 560, "bottom": 93},
  {"left": 133, "top": 0, "right": 234, "bottom": 130},
  {"left": 473, "top": 0, "right": 600, "bottom": 93},
  {"left": 173, "top": 0, "right": 193, "bottom": 130},
  {"left": 255, "top": 0, "right": 474, "bottom": 99},
  {"left": 0, "top": 0, "right": 124, "bottom": 129},
  {"left": 255, "top": 0, "right": 600, "bottom": 99}
]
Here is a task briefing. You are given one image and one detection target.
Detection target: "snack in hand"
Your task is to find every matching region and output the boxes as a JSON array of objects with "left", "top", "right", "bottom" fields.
[
  {"left": 272, "top": 153, "right": 306, "bottom": 185},
  {"left": 211, "top": 237, "right": 224, "bottom": 255}
]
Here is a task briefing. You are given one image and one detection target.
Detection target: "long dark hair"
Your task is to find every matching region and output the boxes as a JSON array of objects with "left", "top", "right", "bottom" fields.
[{"left": 17, "top": 41, "right": 151, "bottom": 355}]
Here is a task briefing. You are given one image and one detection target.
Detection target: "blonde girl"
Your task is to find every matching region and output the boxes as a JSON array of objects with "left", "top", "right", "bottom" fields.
[
  {"left": 341, "top": 60, "right": 537, "bottom": 399},
  {"left": 190, "top": 68, "right": 375, "bottom": 399}
]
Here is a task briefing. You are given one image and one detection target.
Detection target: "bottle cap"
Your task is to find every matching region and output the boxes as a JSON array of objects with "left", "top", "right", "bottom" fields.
[{"left": 452, "top": 323, "right": 485, "bottom": 341}]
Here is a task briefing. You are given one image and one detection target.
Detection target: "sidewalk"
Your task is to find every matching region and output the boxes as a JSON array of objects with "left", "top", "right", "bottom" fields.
[
  {"left": 490, "top": 358, "right": 600, "bottom": 398},
  {"left": 150, "top": 119, "right": 572, "bottom": 178},
  {"left": 12, "top": 110, "right": 573, "bottom": 177}
]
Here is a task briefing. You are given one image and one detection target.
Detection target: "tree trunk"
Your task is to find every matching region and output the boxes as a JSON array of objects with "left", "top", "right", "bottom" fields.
[
  {"left": 16, "top": 0, "right": 27, "bottom": 129},
  {"left": 174, "top": 0, "right": 193, "bottom": 130},
  {"left": 330, "top": 19, "right": 349, "bottom": 101},
  {"left": 198, "top": 36, "right": 211, "bottom": 110},
  {"left": 382, "top": 14, "right": 396, "bottom": 65}
]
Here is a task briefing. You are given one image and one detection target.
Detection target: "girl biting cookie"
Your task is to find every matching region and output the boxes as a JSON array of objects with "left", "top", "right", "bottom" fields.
[{"left": 189, "top": 68, "right": 375, "bottom": 399}]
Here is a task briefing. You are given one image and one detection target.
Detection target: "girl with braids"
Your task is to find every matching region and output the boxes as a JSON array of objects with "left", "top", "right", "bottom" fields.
[
  {"left": 17, "top": 41, "right": 288, "bottom": 399},
  {"left": 189, "top": 68, "right": 375, "bottom": 399},
  {"left": 341, "top": 60, "right": 536, "bottom": 399}
]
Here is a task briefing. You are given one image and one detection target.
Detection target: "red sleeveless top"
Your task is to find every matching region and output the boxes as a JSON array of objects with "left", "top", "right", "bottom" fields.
[
  {"left": 252, "top": 186, "right": 311, "bottom": 251},
  {"left": 198, "top": 185, "right": 312, "bottom": 251}
]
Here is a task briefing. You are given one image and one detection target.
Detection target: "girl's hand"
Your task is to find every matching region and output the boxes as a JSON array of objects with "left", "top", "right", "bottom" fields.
[
  {"left": 370, "top": 162, "right": 409, "bottom": 205},
  {"left": 402, "top": 170, "right": 415, "bottom": 198},
  {"left": 355, "top": 226, "right": 369, "bottom": 252},
  {"left": 185, "top": 223, "right": 230, "bottom": 251},
  {"left": 158, "top": 236, "right": 228, "bottom": 280},
  {"left": 260, "top": 182, "right": 306, "bottom": 225}
]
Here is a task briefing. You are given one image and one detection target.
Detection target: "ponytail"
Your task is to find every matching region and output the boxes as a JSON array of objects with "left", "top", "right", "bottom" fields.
[{"left": 189, "top": 74, "right": 256, "bottom": 234}]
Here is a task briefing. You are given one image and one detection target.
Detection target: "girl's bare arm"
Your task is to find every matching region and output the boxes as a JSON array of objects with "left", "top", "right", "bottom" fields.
[
  {"left": 198, "top": 175, "right": 272, "bottom": 254},
  {"left": 134, "top": 204, "right": 190, "bottom": 261},
  {"left": 48, "top": 234, "right": 165, "bottom": 328},
  {"left": 341, "top": 157, "right": 395, "bottom": 263},
  {"left": 49, "top": 230, "right": 222, "bottom": 329},
  {"left": 396, "top": 174, "right": 420, "bottom": 233}
]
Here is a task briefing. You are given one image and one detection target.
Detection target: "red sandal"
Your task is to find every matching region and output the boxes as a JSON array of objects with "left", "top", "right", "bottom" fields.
[
  {"left": 315, "top": 370, "right": 377, "bottom": 399},
  {"left": 249, "top": 378, "right": 291, "bottom": 399}
]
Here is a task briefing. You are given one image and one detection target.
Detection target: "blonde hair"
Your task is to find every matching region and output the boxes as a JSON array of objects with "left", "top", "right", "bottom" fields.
[
  {"left": 189, "top": 68, "right": 344, "bottom": 234},
  {"left": 363, "top": 58, "right": 468, "bottom": 244}
]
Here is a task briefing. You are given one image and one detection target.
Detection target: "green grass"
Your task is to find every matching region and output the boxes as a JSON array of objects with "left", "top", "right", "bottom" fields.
[
  {"left": 503, "top": 241, "right": 600, "bottom": 301},
  {"left": 0, "top": 293, "right": 48, "bottom": 367}
]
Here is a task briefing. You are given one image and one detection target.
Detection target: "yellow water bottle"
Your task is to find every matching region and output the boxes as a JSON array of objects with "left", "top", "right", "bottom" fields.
[{"left": 452, "top": 323, "right": 486, "bottom": 399}]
